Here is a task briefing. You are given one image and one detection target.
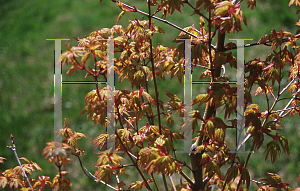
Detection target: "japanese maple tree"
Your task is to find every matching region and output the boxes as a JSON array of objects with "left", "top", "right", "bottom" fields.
[{"left": 1, "top": 0, "right": 300, "bottom": 190}]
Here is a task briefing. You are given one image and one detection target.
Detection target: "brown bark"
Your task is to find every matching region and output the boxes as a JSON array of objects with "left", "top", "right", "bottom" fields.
[{"left": 189, "top": 30, "right": 225, "bottom": 190}]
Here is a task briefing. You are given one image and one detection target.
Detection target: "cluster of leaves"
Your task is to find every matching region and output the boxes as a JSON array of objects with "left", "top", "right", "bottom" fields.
[{"left": 1, "top": 0, "right": 300, "bottom": 190}]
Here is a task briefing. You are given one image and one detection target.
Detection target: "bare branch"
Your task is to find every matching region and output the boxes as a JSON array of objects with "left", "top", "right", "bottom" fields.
[
  {"left": 7, "top": 134, "right": 33, "bottom": 189},
  {"left": 183, "top": 0, "right": 210, "bottom": 21},
  {"left": 83, "top": 167, "right": 118, "bottom": 190},
  {"left": 225, "top": 34, "right": 300, "bottom": 52},
  {"left": 111, "top": 0, "right": 216, "bottom": 50}
]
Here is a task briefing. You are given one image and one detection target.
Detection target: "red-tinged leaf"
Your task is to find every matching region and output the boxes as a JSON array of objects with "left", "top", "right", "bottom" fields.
[
  {"left": 192, "top": 94, "right": 210, "bottom": 107},
  {"left": 264, "top": 121, "right": 283, "bottom": 130},
  {"left": 260, "top": 127, "right": 271, "bottom": 133},
  {"left": 228, "top": 7, "right": 235, "bottom": 14},
  {"left": 107, "top": 166, "right": 119, "bottom": 170},
  {"left": 19, "top": 157, "right": 30, "bottom": 163},
  {"left": 9, "top": 177, "right": 22, "bottom": 189},
  {"left": 289, "top": 0, "right": 300, "bottom": 6},
  {"left": 129, "top": 179, "right": 153, "bottom": 191},
  {"left": 213, "top": 117, "right": 227, "bottom": 129},
  {"left": 296, "top": 19, "right": 300, "bottom": 26},
  {"left": 0, "top": 176, "right": 7, "bottom": 188},
  {"left": 174, "top": 162, "right": 184, "bottom": 168},
  {"left": 205, "top": 120, "right": 214, "bottom": 139},
  {"left": 272, "top": 29, "right": 277, "bottom": 38},
  {"left": 10, "top": 134, "right": 14, "bottom": 144},
  {"left": 145, "top": 122, "right": 150, "bottom": 134},
  {"left": 93, "top": 134, "right": 108, "bottom": 150},
  {"left": 264, "top": 140, "right": 281, "bottom": 164},
  {"left": 193, "top": 111, "right": 204, "bottom": 121},
  {"left": 139, "top": 87, "right": 144, "bottom": 99},
  {"left": 279, "top": 135, "right": 290, "bottom": 155},
  {"left": 156, "top": 145, "right": 169, "bottom": 156},
  {"left": 116, "top": 11, "right": 125, "bottom": 24},
  {"left": 0, "top": 157, "right": 6, "bottom": 163},
  {"left": 276, "top": 182, "right": 289, "bottom": 188},
  {"left": 94, "top": 165, "right": 113, "bottom": 183},
  {"left": 42, "top": 141, "right": 72, "bottom": 158},
  {"left": 38, "top": 179, "right": 46, "bottom": 191},
  {"left": 225, "top": 165, "right": 239, "bottom": 183},
  {"left": 74, "top": 132, "right": 87, "bottom": 139},
  {"left": 116, "top": 1, "right": 136, "bottom": 12},
  {"left": 241, "top": 167, "right": 251, "bottom": 189},
  {"left": 247, "top": 0, "right": 256, "bottom": 11}
]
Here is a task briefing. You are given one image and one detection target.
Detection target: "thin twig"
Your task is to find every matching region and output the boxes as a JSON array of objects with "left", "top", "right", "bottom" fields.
[
  {"left": 112, "top": 0, "right": 216, "bottom": 50},
  {"left": 6, "top": 134, "right": 33, "bottom": 189},
  {"left": 115, "top": 119, "right": 151, "bottom": 189},
  {"left": 83, "top": 167, "right": 118, "bottom": 190},
  {"left": 169, "top": 175, "right": 177, "bottom": 191},
  {"left": 162, "top": 174, "right": 169, "bottom": 190},
  {"left": 279, "top": 76, "right": 297, "bottom": 96},
  {"left": 179, "top": 170, "right": 194, "bottom": 186},
  {"left": 75, "top": 155, "right": 95, "bottom": 181},
  {"left": 225, "top": 34, "right": 300, "bottom": 52},
  {"left": 146, "top": 1, "right": 167, "bottom": 189},
  {"left": 151, "top": 173, "right": 160, "bottom": 191},
  {"left": 184, "top": 0, "right": 210, "bottom": 21},
  {"left": 147, "top": 0, "right": 162, "bottom": 135},
  {"left": 235, "top": 78, "right": 300, "bottom": 152}
]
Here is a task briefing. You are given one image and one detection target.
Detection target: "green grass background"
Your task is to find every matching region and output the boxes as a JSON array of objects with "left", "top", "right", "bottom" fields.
[{"left": 0, "top": 0, "right": 299, "bottom": 190}]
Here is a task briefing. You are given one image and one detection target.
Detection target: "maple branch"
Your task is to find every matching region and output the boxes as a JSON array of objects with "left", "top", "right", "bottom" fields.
[
  {"left": 6, "top": 134, "right": 33, "bottom": 189},
  {"left": 169, "top": 175, "right": 176, "bottom": 190},
  {"left": 234, "top": 91, "right": 299, "bottom": 160},
  {"left": 236, "top": 77, "right": 300, "bottom": 152},
  {"left": 146, "top": 0, "right": 163, "bottom": 135},
  {"left": 183, "top": 0, "right": 210, "bottom": 21},
  {"left": 90, "top": 50, "right": 102, "bottom": 100},
  {"left": 115, "top": 174, "right": 120, "bottom": 184},
  {"left": 236, "top": 56, "right": 299, "bottom": 189},
  {"left": 250, "top": 179, "right": 269, "bottom": 186},
  {"left": 225, "top": 34, "right": 300, "bottom": 52},
  {"left": 190, "top": 5, "right": 224, "bottom": 190},
  {"left": 276, "top": 88, "right": 300, "bottom": 121},
  {"left": 83, "top": 167, "right": 118, "bottom": 190},
  {"left": 146, "top": 2, "right": 168, "bottom": 190},
  {"left": 235, "top": 86, "right": 295, "bottom": 154},
  {"left": 180, "top": 169, "right": 194, "bottom": 186},
  {"left": 75, "top": 154, "right": 95, "bottom": 181},
  {"left": 162, "top": 173, "right": 169, "bottom": 191},
  {"left": 151, "top": 173, "right": 160, "bottom": 191},
  {"left": 112, "top": 0, "right": 216, "bottom": 50},
  {"left": 115, "top": 121, "right": 151, "bottom": 189},
  {"left": 73, "top": 55, "right": 94, "bottom": 76},
  {"left": 140, "top": 84, "right": 155, "bottom": 125},
  {"left": 279, "top": 76, "right": 297, "bottom": 96}
]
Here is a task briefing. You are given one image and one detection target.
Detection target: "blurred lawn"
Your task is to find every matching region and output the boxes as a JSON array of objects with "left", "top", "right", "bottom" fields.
[{"left": 0, "top": 0, "right": 299, "bottom": 190}]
